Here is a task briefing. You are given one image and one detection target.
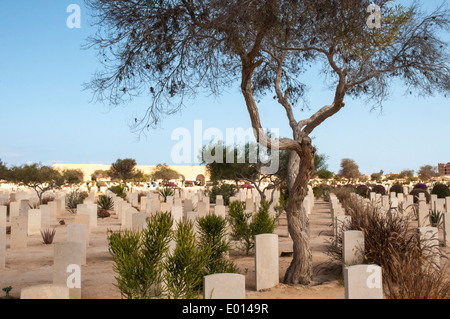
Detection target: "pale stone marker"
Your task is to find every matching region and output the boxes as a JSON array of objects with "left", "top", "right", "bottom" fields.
[
  {"left": 229, "top": 196, "right": 239, "bottom": 204},
  {"left": 255, "top": 233, "right": 279, "bottom": 291},
  {"left": 28, "top": 209, "right": 42, "bottom": 236},
  {"left": 132, "top": 212, "right": 147, "bottom": 232},
  {"left": 430, "top": 194, "right": 438, "bottom": 211},
  {"left": 204, "top": 273, "right": 246, "bottom": 299},
  {"left": 67, "top": 224, "right": 87, "bottom": 265},
  {"left": 171, "top": 206, "right": 183, "bottom": 229},
  {"left": 344, "top": 264, "right": 383, "bottom": 299},
  {"left": 160, "top": 202, "right": 172, "bottom": 213},
  {"left": 10, "top": 201, "right": 20, "bottom": 219},
  {"left": 197, "top": 202, "right": 208, "bottom": 217},
  {"left": 0, "top": 226, "right": 5, "bottom": 269},
  {"left": 446, "top": 197, "right": 450, "bottom": 212},
  {"left": 343, "top": 230, "right": 365, "bottom": 265},
  {"left": 20, "top": 199, "right": 29, "bottom": 216},
  {"left": 74, "top": 214, "right": 91, "bottom": 246},
  {"left": 40, "top": 204, "right": 51, "bottom": 229},
  {"left": 381, "top": 195, "right": 389, "bottom": 208},
  {"left": 418, "top": 201, "right": 429, "bottom": 227},
  {"left": 21, "top": 284, "right": 70, "bottom": 299},
  {"left": 184, "top": 199, "right": 193, "bottom": 215},
  {"left": 174, "top": 198, "right": 182, "bottom": 207},
  {"left": 48, "top": 201, "right": 58, "bottom": 221},
  {"left": 214, "top": 205, "right": 226, "bottom": 219},
  {"left": 11, "top": 216, "right": 28, "bottom": 250},
  {"left": 444, "top": 212, "right": 450, "bottom": 247},
  {"left": 0, "top": 205, "right": 6, "bottom": 227},
  {"left": 53, "top": 242, "right": 82, "bottom": 299},
  {"left": 216, "top": 195, "right": 224, "bottom": 206},
  {"left": 246, "top": 198, "right": 254, "bottom": 212}
]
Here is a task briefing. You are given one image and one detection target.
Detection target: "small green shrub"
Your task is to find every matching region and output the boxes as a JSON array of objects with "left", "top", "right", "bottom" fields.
[
  {"left": 159, "top": 187, "right": 174, "bottom": 203},
  {"left": 389, "top": 184, "right": 404, "bottom": 194},
  {"left": 66, "top": 190, "right": 88, "bottom": 214},
  {"left": 197, "top": 215, "right": 238, "bottom": 275},
  {"left": 98, "top": 195, "right": 114, "bottom": 211},
  {"left": 205, "top": 182, "right": 237, "bottom": 206},
  {"left": 409, "top": 188, "right": 431, "bottom": 203},
  {"left": 431, "top": 183, "right": 450, "bottom": 199},
  {"left": 41, "top": 228, "right": 56, "bottom": 245},
  {"left": 372, "top": 185, "right": 386, "bottom": 195},
  {"left": 429, "top": 209, "right": 443, "bottom": 228},
  {"left": 228, "top": 200, "right": 278, "bottom": 255}
]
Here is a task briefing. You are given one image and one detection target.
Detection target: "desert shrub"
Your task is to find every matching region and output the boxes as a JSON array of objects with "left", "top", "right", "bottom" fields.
[
  {"left": 372, "top": 184, "right": 386, "bottom": 195},
  {"left": 431, "top": 183, "right": 450, "bottom": 198},
  {"left": 355, "top": 185, "right": 370, "bottom": 198},
  {"left": 66, "top": 190, "right": 88, "bottom": 214},
  {"left": 164, "top": 220, "right": 212, "bottom": 299},
  {"left": 410, "top": 188, "right": 431, "bottom": 203},
  {"left": 389, "top": 184, "right": 404, "bottom": 194},
  {"left": 414, "top": 183, "right": 428, "bottom": 190},
  {"left": 159, "top": 187, "right": 174, "bottom": 203},
  {"left": 205, "top": 182, "right": 237, "bottom": 206},
  {"left": 41, "top": 195, "right": 55, "bottom": 205},
  {"left": 228, "top": 200, "right": 278, "bottom": 255},
  {"left": 98, "top": 195, "right": 114, "bottom": 211},
  {"left": 109, "top": 183, "right": 127, "bottom": 199},
  {"left": 40, "top": 228, "right": 56, "bottom": 244},
  {"left": 313, "top": 184, "right": 333, "bottom": 201},
  {"left": 429, "top": 208, "right": 444, "bottom": 228},
  {"left": 197, "top": 215, "right": 239, "bottom": 275},
  {"left": 331, "top": 191, "right": 450, "bottom": 299},
  {"left": 107, "top": 212, "right": 173, "bottom": 299}
]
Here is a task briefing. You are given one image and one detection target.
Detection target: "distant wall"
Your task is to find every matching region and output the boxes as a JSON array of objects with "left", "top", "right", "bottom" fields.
[{"left": 53, "top": 163, "right": 209, "bottom": 182}]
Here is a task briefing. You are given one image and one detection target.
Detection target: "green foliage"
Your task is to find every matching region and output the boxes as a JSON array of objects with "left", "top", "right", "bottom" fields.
[
  {"left": 228, "top": 200, "right": 278, "bottom": 255},
  {"left": 109, "top": 158, "right": 139, "bottom": 183},
  {"left": 66, "top": 189, "right": 89, "bottom": 214},
  {"left": 164, "top": 220, "right": 212, "bottom": 299},
  {"left": 159, "top": 187, "right": 174, "bottom": 203},
  {"left": 2, "top": 286, "right": 12, "bottom": 299},
  {"left": 107, "top": 212, "right": 173, "bottom": 299},
  {"left": 205, "top": 182, "right": 237, "bottom": 206},
  {"left": 97, "top": 195, "right": 114, "bottom": 211},
  {"left": 339, "top": 159, "right": 361, "bottom": 180},
  {"left": 62, "top": 169, "right": 84, "bottom": 185},
  {"left": 316, "top": 169, "right": 334, "bottom": 180},
  {"left": 431, "top": 183, "right": 450, "bottom": 199},
  {"left": 197, "top": 215, "right": 239, "bottom": 274},
  {"left": 152, "top": 164, "right": 180, "bottom": 181},
  {"left": 429, "top": 209, "right": 443, "bottom": 228},
  {"left": 389, "top": 184, "right": 404, "bottom": 194},
  {"left": 110, "top": 183, "right": 127, "bottom": 199},
  {"left": 409, "top": 188, "right": 430, "bottom": 203}
]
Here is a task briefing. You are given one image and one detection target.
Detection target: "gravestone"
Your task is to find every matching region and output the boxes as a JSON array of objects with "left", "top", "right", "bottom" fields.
[
  {"left": 28, "top": 209, "right": 42, "bottom": 236},
  {"left": 418, "top": 201, "right": 429, "bottom": 227},
  {"left": 19, "top": 199, "right": 29, "bottom": 216},
  {"left": 381, "top": 196, "right": 389, "bottom": 208},
  {"left": 229, "top": 196, "right": 239, "bottom": 204},
  {"left": 67, "top": 224, "right": 87, "bottom": 265},
  {"left": 74, "top": 214, "right": 91, "bottom": 246},
  {"left": 344, "top": 264, "right": 383, "bottom": 299},
  {"left": 255, "top": 233, "right": 279, "bottom": 291},
  {"left": 204, "top": 273, "right": 246, "bottom": 299},
  {"left": 140, "top": 196, "right": 147, "bottom": 212},
  {"left": 10, "top": 201, "right": 20, "bottom": 219},
  {"left": 171, "top": 206, "right": 183, "bottom": 229},
  {"left": 216, "top": 195, "right": 224, "bottom": 206},
  {"left": 123, "top": 207, "right": 137, "bottom": 229},
  {"left": 184, "top": 199, "right": 193, "bottom": 215},
  {"left": 0, "top": 226, "right": 5, "bottom": 269},
  {"left": 343, "top": 230, "right": 365, "bottom": 265},
  {"left": 10, "top": 216, "right": 28, "bottom": 250},
  {"left": 20, "top": 284, "right": 70, "bottom": 299},
  {"left": 446, "top": 197, "right": 450, "bottom": 212},
  {"left": 40, "top": 204, "right": 51, "bottom": 229},
  {"left": 53, "top": 242, "right": 82, "bottom": 299},
  {"left": 214, "top": 205, "right": 226, "bottom": 219},
  {"left": 0, "top": 205, "right": 6, "bottom": 227},
  {"left": 174, "top": 198, "right": 182, "bottom": 207},
  {"left": 197, "top": 202, "right": 208, "bottom": 217},
  {"left": 430, "top": 194, "right": 438, "bottom": 211},
  {"left": 246, "top": 198, "right": 254, "bottom": 212},
  {"left": 48, "top": 201, "right": 58, "bottom": 221},
  {"left": 335, "top": 215, "right": 351, "bottom": 238},
  {"left": 160, "top": 202, "right": 172, "bottom": 213},
  {"left": 444, "top": 212, "right": 450, "bottom": 247},
  {"left": 132, "top": 212, "right": 147, "bottom": 232}
]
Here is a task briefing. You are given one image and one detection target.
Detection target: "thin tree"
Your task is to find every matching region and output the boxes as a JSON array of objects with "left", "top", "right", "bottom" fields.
[{"left": 84, "top": 0, "right": 450, "bottom": 285}]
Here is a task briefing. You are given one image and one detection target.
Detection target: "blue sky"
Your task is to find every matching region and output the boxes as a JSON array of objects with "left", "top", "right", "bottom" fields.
[{"left": 0, "top": 0, "right": 449, "bottom": 175}]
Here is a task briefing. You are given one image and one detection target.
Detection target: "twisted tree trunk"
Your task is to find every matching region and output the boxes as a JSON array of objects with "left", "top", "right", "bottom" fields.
[{"left": 283, "top": 138, "right": 315, "bottom": 285}]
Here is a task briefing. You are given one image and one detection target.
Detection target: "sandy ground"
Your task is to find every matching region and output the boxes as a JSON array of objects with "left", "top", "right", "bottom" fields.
[{"left": 1, "top": 199, "right": 447, "bottom": 299}]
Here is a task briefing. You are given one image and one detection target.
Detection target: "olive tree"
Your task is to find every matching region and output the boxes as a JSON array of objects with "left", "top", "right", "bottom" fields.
[{"left": 84, "top": 0, "right": 450, "bottom": 284}]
